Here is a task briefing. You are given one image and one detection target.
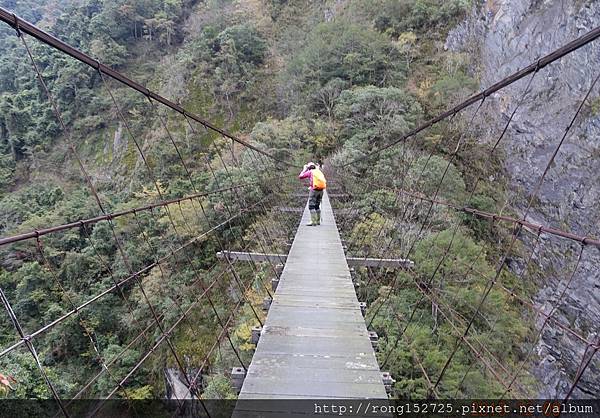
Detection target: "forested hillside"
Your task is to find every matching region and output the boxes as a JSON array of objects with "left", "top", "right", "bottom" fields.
[{"left": 2, "top": 0, "right": 593, "bottom": 402}]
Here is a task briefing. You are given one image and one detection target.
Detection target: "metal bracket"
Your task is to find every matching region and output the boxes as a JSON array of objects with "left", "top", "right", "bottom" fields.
[
  {"left": 381, "top": 371, "right": 396, "bottom": 394},
  {"left": 368, "top": 331, "right": 379, "bottom": 351},
  {"left": 359, "top": 302, "right": 367, "bottom": 317},
  {"left": 231, "top": 367, "right": 246, "bottom": 393},
  {"left": 251, "top": 326, "right": 262, "bottom": 345}
]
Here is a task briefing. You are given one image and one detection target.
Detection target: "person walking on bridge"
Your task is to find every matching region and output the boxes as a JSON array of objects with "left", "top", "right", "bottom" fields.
[{"left": 298, "top": 162, "right": 327, "bottom": 226}]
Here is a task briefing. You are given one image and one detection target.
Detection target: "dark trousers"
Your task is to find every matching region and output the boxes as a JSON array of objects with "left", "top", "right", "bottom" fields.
[{"left": 309, "top": 189, "right": 323, "bottom": 211}]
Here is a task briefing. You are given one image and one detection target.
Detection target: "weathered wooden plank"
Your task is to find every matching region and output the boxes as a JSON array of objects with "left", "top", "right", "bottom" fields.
[
  {"left": 217, "top": 251, "right": 287, "bottom": 264},
  {"left": 237, "top": 191, "right": 387, "bottom": 405},
  {"left": 217, "top": 251, "right": 413, "bottom": 269}
]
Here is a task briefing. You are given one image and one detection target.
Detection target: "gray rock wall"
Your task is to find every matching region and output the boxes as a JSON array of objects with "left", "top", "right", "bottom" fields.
[{"left": 447, "top": 0, "right": 600, "bottom": 398}]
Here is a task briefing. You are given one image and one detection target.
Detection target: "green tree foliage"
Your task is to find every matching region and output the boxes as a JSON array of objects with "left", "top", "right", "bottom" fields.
[
  {"left": 201, "top": 374, "right": 236, "bottom": 399},
  {"left": 172, "top": 21, "right": 268, "bottom": 121},
  {"left": 335, "top": 86, "right": 422, "bottom": 147},
  {"left": 367, "top": 0, "right": 471, "bottom": 36},
  {"left": 0, "top": 0, "right": 535, "bottom": 401},
  {"left": 406, "top": 155, "right": 466, "bottom": 204},
  {"left": 250, "top": 117, "right": 334, "bottom": 161},
  {"left": 0, "top": 0, "right": 196, "bottom": 196},
  {"left": 286, "top": 20, "right": 404, "bottom": 108},
  {"left": 0, "top": 184, "right": 63, "bottom": 234},
  {"left": 212, "top": 24, "right": 268, "bottom": 117},
  {"left": 367, "top": 230, "right": 529, "bottom": 398}
]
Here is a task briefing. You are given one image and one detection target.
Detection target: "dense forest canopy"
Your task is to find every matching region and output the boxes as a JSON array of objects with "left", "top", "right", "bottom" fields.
[{"left": 0, "top": 0, "right": 569, "bottom": 403}]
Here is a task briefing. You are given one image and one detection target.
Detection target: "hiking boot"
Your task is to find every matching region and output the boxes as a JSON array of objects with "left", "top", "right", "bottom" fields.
[
  {"left": 306, "top": 210, "right": 317, "bottom": 226},
  {"left": 315, "top": 210, "right": 321, "bottom": 225}
]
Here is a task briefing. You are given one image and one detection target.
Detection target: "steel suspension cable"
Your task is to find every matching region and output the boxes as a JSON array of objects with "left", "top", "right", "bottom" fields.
[
  {"left": 335, "top": 25, "right": 600, "bottom": 168},
  {"left": 432, "top": 68, "right": 600, "bottom": 392},
  {"left": 0, "top": 8, "right": 298, "bottom": 168}
]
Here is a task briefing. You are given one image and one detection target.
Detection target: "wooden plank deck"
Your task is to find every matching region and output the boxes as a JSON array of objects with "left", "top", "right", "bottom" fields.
[
  {"left": 237, "top": 191, "right": 387, "bottom": 402},
  {"left": 217, "top": 250, "right": 414, "bottom": 269}
]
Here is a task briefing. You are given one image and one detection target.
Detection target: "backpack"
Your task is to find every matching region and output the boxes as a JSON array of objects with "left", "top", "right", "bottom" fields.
[{"left": 312, "top": 168, "right": 327, "bottom": 190}]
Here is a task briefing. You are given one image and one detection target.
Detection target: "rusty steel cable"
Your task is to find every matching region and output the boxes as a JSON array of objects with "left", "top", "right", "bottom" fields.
[
  {"left": 499, "top": 245, "right": 586, "bottom": 398},
  {"left": 15, "top": 22, "right": 152, "bottom": 342},
  {"left": 336, "top": 25, "right": 600, "bottom": 167},
  {"left": 0, "top": 181, "right": 275, "bottom": 247},
  {"left": 17, "top": 31, "right": 162, "bottom": 353},
  {"left": 66, "top": 236, "right": 254, "bottom": 403},
  {"left": 343, "top": 67, "right": 584, "bottom": 386},
  {"left": 211, "top": 142, "right": 283, "bottom": 274},
  {"left": 421, "top": 280, "right": 525, "bottom": 395},
  {"left": 173, "top": 270, "right": 260, "bottom": 418},
  {"left": 378, "top": 200, "right": 517, "bottom": 372},
  {"left": 381, "top": 264, "right": 526, "bottom": 396},
  {"left": 343, "top": 64, "right": 537, "bottom": 247},
  {"left": 335, "top": 68, "right": 596, "bottom": 367},
  {"left": 0, "top": 288, "right": 69, "bottom": 416},
  {"left": 74, "top": 234, "right": 262, "bottom": 416},
  {"left": 19, "top": 25, "right": 179, "bottom": 359},
  {"left": 218, "top": 138, "right": 297, "bottom": 279},
  {"left": 182, "top": 117, "right": 289, "bottom": 300},
  {"left": 1, "top": 3, "right": 599, "bottom": 404},
  {"left": 409, "top": 280, "right": 519, "bottom": 395},
  {"left": 433, "top": 240, "right": 598, "bottom": 351},
  {"left": 381, "top": 298, "right": 428, "bottom": 368},
  {"left": 95, "top": 255, "right": 259, "bottom": 417},
  {"left": 130, "top": 209, "right": 227, "bottom": 382},
  {"left": 495, "top": 189, "right": 600, "bottom": 398},
  {"left": 432, "top": 68, "right": 600, "bottom": 392},
  {"left": 13, "top": 29, "right": 164, "bottom": 412},
  {"left": 0, "top": 201, "right": 264, "bottom": 359},
  {"left": 384, "top": 209, "right": 591, "bottom": 397},
  {"left": 340, "top": 118, "right": 461, "bottom": 296},
  {"left": 563, "top": 339, "right": 600, "bottom": 402},
  {"left": 34, "top": 234, "right": 137, "bottom": 403},
  {"left": 334, "top": 139, "right": 447, "bottom": 286},
  {"left": 344, "top": 114, "right": 458, "bottom": 257},
  {"left": 99, "top": 73, "right": 268, "bottom": 371},
  {"left": 370, "top": 185, "right": 600, "bottom": 248},
  {"left": 159, "top": 112, "right": 280, "bottom": 307},
  {"left": 388, "top": 309, "right": 441, "bottom": 399},
  {"left": 89, "top": 282, "right": 216, "bottom": 416},
  {"left": 16, "top": 31, "right": 290, "bottom": 366},
  {"left": 2, "top": 2, "right": 316, "bottom": 408},
  {"left": 90, "top": 71, "right": 220, "bottom": 399},
  {"left": 337, "top": 65, "right": 573, "bottom": 357},
  {"left": 365, "top": 99, "right": 487, "bottom": 329}
]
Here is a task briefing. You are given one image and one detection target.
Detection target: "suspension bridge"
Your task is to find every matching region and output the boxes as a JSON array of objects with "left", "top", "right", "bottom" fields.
[
  {"left": 235, "top": 192, "right": 388, "bottom": 400},
  {"left": 0, "top": 7, "right": 599, "bottom": 418}
]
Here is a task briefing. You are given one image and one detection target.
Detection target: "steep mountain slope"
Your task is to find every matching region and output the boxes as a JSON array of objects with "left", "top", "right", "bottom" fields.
[
  {"left": 0, "top": 0, "right": 597, "bottom": 400},
  {"left": 447, "top": 0, "right": 600, "bottom": 398}
]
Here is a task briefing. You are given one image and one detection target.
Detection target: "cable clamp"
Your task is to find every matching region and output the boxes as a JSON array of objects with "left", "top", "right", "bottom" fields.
[{"left": 12, "top": 14, "right": 21, "bottom": 37}]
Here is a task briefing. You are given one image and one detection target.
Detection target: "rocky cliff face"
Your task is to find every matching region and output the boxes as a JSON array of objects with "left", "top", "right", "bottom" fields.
[{"left": 446, "top": 0, "right": 600, "bottom": 399}]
